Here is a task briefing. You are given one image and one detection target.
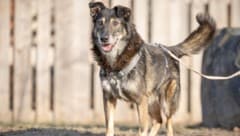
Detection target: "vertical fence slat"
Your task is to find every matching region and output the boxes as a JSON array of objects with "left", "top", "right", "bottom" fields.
[
  {"left": 111, "top": 0, "right": 131, "bottom": 7},
  {"left": 209, "top": 0, "right": 228, "bottom": 28},
  {"left": 133, "top": 0, "right": 149, "bottom": 41},
  {"left": 190, "top": 0, "right": 205, "bottom": 123},
  {"left": 54, "top": 0, "right": 92, "bottom": 123},
  {"left": 169, "top": 0, "right": 190, "bottom": 122},
  {"left": 151, "top": 0, "right": 170, "bottom": 44},
  {"left": 36, "top": 0, "right": 52, "bottom": 123},
  {"left": 169, "top": 1, "right": 189, "bottom": 44},
  {"left": 77, "top": 0, "right": 93, "bottom": 123},
  {"left": 0, "top": 0, "right": 11, "bottom": 122},
  {"left": 14, "top": 0, "right": 34, "bottom": 122},
  {"left": 231, "top": 0, "right": 240, "bottom": 27},
  {"left": 54, "top": 0, "right": 75, "bottom": 123}
]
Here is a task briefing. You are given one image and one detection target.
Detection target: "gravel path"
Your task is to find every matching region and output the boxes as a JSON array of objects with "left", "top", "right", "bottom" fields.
[{"left": 0, "top": 124, "right": 239, "bottom": 136}]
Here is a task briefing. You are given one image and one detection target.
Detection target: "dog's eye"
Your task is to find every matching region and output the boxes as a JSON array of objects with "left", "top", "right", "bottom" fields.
[{"left": 112, "top": 20, "right": 119, "bottom": 26}]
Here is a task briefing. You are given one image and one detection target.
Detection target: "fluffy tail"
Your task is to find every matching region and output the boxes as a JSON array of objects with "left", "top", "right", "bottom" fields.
[{"left": 168, "top": 13, "right": 216, "bottom": 57}]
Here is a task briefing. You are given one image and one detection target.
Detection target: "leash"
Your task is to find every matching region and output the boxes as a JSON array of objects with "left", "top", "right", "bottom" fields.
[{"left": 158, "top": 44, "right": 240, "bottom": 80}]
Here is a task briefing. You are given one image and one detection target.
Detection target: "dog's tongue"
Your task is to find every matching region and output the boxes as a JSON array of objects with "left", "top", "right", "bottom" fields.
[{"left": 102, "top": 44, "right": 113, "bottom": 52}]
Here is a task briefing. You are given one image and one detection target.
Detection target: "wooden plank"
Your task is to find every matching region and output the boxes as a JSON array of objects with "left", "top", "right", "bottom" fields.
[
  {"left": 36, "top": 0, "right": 52, "bottom": 123},
  {"left": 77, "top": 0, "right": 93, "bottom": 123},
  {"left": 209, "top": 0, "right": 228, "bottom": 28},
  {"left": 54, "top": 0, "right": 92, "bottom": 124},
  {"left": 231, "top": 0, "right": 240, "bottom": 27},
  {"left": 169, "top": 1, "right": 189, "bottom": 44},
  {"left": 133, "top": 0, "right": 149, "bottom": 41},
  {"left": 111, "top": 0, "right": 131, "bottom": 7},
  {"left": 189, "top": 0, "right": 205, "bottom": 123},
  {"left": 14, "top": 0, "right": 34, "bottom": 122},
  {"left": 151, "top": 0, "right": 170, "bottom": 44},
  {"left": 191, "top": 0, "right": 205, "bottom": 30},
  {"left": 169, "top": 0, "right": 190, "bottom": 123},
  {"left": 0, "top": 0, "right": 11, "bottom": 123}
]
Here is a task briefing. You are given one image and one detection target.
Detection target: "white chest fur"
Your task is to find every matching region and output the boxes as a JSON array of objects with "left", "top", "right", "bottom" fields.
[
  {"left": 104, "top": 40, "right": 127, "bottom": 67},
  {"left": 101, "top": 73, "right": 129, "bottom": 100}
]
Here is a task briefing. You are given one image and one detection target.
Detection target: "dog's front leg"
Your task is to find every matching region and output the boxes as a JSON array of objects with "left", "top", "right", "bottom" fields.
[
  {"left": 103, "top": 91, "right": 117, "bottom": 136},
  {"left": 166, "top": 117, "right": 173, "bottom": 136},
  {"left": 137, "top": 95, "right": 149, "bottom": 136}
]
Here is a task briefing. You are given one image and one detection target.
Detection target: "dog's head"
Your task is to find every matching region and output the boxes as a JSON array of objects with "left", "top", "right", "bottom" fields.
[{"left": 89, "top": 2, "right": 132, "bottom": 54}]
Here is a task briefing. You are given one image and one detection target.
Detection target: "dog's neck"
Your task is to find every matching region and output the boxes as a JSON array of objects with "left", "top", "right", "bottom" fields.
[
  {"left": 92, "top": 26, "right": 144, "bottom": 72},
  {"left": 104, "top": 40, "right": 127, "bottom": 67}
]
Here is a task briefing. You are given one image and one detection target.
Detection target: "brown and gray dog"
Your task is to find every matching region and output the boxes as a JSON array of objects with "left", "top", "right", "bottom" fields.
[{"left": 89, "top": 2, "right": 216, "bottom": 136}]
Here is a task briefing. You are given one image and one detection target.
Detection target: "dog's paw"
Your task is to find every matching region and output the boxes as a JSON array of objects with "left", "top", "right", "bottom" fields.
[{"left": 196, "top": 13, "right": 216, "bottom": 29}]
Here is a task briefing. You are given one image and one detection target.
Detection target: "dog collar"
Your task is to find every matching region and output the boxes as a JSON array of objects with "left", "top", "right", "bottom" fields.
[{"left": 100, "top": 48, "right": 142, "bottom": 78}]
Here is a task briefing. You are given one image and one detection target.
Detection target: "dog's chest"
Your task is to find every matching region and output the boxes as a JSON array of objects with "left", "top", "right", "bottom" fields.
[{"left": 100, "top": 69, "right": 141, "bottom": 101}]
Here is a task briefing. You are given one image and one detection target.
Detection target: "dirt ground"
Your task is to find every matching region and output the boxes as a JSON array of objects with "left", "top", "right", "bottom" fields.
[{"left": 0, "top": 124, "right": 239, "bottom": 136}]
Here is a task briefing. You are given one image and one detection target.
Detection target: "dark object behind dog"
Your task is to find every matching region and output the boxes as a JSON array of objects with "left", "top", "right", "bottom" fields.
[
  {"left": 202, "top": 28, "right": 240, "bottom": 128},
  {"left": 89, "top": 2, "right": 216, "bottom": 136}
]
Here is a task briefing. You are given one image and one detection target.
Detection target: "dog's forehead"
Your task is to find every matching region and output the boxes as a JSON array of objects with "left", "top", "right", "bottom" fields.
[{"left": 99, "top": 8, "right": 117, "bottom": 20}]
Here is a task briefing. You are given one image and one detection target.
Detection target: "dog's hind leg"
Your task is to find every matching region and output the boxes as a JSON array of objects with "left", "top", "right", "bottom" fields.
[
  {"left": 103, "top": 92, "right": 117, "bottom": 136},
  {"left": 162, "top": 79, "right": 179, "bottom": 136},
  {"left": 148, "top": 96, "right": 162, "bottom": 136},
  {"left": 137, "top": 95, "right": 150, "bottom": 136}
]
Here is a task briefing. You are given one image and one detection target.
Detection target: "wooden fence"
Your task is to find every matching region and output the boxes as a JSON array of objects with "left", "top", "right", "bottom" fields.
[{"left": 0, "top": 0, "right": 239, "bottom": 125}]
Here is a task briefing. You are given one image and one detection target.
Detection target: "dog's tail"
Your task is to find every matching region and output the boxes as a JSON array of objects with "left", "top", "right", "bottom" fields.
[{"left": 168, "top": 13, "right": 216, "bottom": 57}]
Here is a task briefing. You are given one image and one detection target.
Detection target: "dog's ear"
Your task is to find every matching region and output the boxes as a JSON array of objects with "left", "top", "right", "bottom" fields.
[
  {"left": 114, "top": 5, "right": 131, "bottom": 21},
  {"left": 89, "top": 2, "right": 105, "bottom": 18}
]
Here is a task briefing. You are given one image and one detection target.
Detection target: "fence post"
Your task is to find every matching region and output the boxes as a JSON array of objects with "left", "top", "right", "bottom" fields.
[
  {"left": 14, "top": 0, "right": 35, "bottom": 123},
  {"left": 231, "top": 0, "right": 240, "bottom": 27},
  {"left": 0, "top": 0, "right": 11, "bottom": 123},
  {"left": 169, "top": 0, "right": 190, "bottom": 123},
  {"left": 54, "top": 0, "right": 92, "bottom": 124},
  {"left": 151, "top": 0, "right": 170, "bottom": 44},
  {"left": 133, "top": 0, "right": 149, "bottom": 42},
  {"left": 111, "top": 0, "right": 131, "bottom": 7},
  {"left": 209, "top": 0, "right": 228, "bottom": 28},
  {"left": 190, "top": 0, "right": 205, "bottom": 123},
  {"left": 36, "top": 0, "right": 53, "bottom": 123}
]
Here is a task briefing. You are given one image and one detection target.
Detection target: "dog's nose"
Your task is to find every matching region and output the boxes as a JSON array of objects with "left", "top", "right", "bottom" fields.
[{"left": 100, "top": 36, "right": 109, "bottom": 43}]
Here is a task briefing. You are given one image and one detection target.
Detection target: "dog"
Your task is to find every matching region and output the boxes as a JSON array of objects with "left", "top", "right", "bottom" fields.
[{"left": 89, "top": 2, "right": 216, "bottom": 136}]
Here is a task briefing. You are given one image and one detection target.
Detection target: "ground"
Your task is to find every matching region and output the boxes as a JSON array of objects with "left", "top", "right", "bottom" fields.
[{"left": 0, "top": 124, "right": 239, "bottom": 136}]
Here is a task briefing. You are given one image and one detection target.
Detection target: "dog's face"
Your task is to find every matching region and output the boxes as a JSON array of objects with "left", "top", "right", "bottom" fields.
[{"left": 89, "top": 2, "right": 132, "bottom": 54}]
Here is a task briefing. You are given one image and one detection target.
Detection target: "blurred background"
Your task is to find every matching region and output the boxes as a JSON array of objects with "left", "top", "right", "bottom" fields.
[{"left": 0, "top": 0, "right": 239, "bottom": 127}]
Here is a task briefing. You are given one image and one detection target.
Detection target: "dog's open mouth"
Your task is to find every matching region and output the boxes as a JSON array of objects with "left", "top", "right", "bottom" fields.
[{"left": 102, "top": 44, "right": 114, "bottom": 52}]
